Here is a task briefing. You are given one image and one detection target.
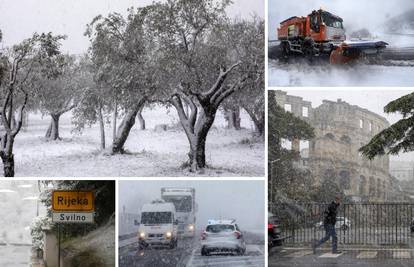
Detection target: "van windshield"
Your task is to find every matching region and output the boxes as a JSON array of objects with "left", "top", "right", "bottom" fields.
[
  {"left": 141, "top": 212, "right": 172, "bottom": 224},
  {"left": 206, "top": 224, "right": 235, "bottom": 233},
  {"left": 162, "top": 196, "right": 192, "bottom": 212},
  {"left": 321, "top": 12, "right": 343, "bottom": 29}
]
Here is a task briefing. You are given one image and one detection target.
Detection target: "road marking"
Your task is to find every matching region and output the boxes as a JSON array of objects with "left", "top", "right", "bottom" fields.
[
  {"left": 356, "top": 251, "right": 377, "bottom": 259},
  {"left": 393, "top": 251, "right": 411, "bottom": 259},
  {"left": 285, "top": 250, "right": 312, "bottom": 258},
  {"left": 319, "top": 252, "right": 344, "bottom": 258}
]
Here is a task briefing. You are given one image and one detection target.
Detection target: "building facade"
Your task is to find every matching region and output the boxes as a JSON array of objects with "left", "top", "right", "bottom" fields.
[{"left": 274, "top": 91, "right": 392, "bottom": 202}]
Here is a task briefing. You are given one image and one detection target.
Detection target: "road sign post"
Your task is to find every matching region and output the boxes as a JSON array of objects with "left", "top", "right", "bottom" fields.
[{"left": 51, "top": 190, "right": 95, "bottom": 267}]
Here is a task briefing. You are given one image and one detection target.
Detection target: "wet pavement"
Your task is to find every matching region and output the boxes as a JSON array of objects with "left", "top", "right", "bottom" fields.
[{"left": 269, "top": 247, "right": 414, "bottom": 267}]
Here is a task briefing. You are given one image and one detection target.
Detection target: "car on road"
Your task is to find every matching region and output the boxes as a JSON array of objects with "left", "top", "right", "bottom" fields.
[
  {"left": 268, "top": 212, "right": 283, "bottom": 248},
  {"left": 137, "top": 200, "right": 178, "bottom": 249},
  {"left": 315, "top": 217, "right": 351, "bottom": 231},
  {"left": 200, "top": 219, "right": 246, "bottom": 256}
]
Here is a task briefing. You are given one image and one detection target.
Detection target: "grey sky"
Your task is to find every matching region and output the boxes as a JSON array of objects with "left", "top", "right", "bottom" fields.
[
  {"left": 284, "top": 89, "right": 414, "bottom": 162},
  {"left": 268, "top": 0, "right": 414, "bottom": 40},
  {"left": 0, "top": 0, "right": 264, "bottom": 54},
  {"left": 119, "top": 180, "right": 264, "bottom": 231}
]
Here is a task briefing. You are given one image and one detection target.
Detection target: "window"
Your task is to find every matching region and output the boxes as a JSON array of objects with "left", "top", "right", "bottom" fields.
[
  {"left": 359, "top": 176, "right": 366, "bottom": 195},
  {"left": 206, "top": 224, "right": 235, "bottom": 233},
  {"left": 340, "top": 135, "right": 351, "bottom": 144},
  {"left": 325, "top": 133, "right": 335, "bottom": 140},
  {"left": 369, "top": 122, "right": 372, "bottom": 132},
  {"left": 302, "top": 107, "right": 309, "bottom": 117},
  {"left": 359, "top": 119, "right": 364, "bottom": 129},
  {"left": 339, "top": 171, "right": 351, "bottom": 190},
  {"left": 284, "top": 104, "right": 292, "bottom": 112},
  {"left": 141, "top": 212, "right": 172, "bottom": 224}
]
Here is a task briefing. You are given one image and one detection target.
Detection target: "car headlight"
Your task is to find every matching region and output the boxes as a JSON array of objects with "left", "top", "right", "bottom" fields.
[
  {"left": 139, "top": 232, "right": 145, "bottom": 239},
  {"left": 188, "top": 224, "right": 194, "bottom": 231},
  {"left": 166, "top": 231, "right": 172, "bottom": 238}
]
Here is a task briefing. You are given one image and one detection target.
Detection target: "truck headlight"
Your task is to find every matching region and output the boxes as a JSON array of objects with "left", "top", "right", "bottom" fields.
[
  {"left": 166, "top": 231, "right": 172, "bottom": 239},
  {"left": 139, "top": 232, "right": 145, "bottom": 239},
  {"left": 188, "top": 224, "right": 194, "bottom": 231}
]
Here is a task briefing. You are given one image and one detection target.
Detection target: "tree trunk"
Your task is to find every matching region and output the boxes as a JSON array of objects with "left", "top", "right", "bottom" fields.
[
  {"left": 49, "top": 114, "right": 61, "bottom": 141},
  {"left": 112, "top": 101, "right": 118, "bottom": 143},
  {"left": 45, "top": 118, "right": 52, "bottom": 138},
  {"left": 244, "top": 106, "right": 264, "bottom": 136},
  {"left": 98, "top": 106, "right": 106, "bottom": 150},
  {"left": 137, "top": 105, "right": 145, "bottom": 130},
  {"left": 187, "top": 109, "right": 216, "bottom": 171},
  {"left": 0, "top": 134, "right": 15, "bottom": 177},
  {"left": 111, "top": 99, "right": 145, "bottom": 154},
  {"left": 0, "top": 152, "right": 14, "bottom": 177},
  {"left": 225, "top": 107, "right": 241, "bottom": 130}
]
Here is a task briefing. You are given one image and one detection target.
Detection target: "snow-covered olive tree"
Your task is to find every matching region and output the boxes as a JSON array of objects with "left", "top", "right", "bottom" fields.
[
  {"left": 0, "top": 33, "right": 65, "bottom": 176},
  {"left": 34, "top": 54, "right": 85, "bottom": 141},
  {"left": 85, "top": 9, "right": 156, "bottom": 154},
  {"left": 148, "top": 0, "right": 263, "bottom": 171}
]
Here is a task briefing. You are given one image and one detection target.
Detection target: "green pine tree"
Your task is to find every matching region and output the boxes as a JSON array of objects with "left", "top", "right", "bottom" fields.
[{"left": 359, "top": 92, "right": 414, "bottom": 159}]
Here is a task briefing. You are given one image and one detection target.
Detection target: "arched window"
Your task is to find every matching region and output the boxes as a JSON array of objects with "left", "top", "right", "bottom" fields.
[
  {"left": 359, "top": 175, "right": 366, "bottom": 195},
  {"left": 324, "top": 133, "right": 335, "bottom": 140},
  {"left": 369, "top": 177, "right": 375, "bottom": 197},
  {"left": 339, "top": 171, "right": 351, "bottom": 190},
  {"left": 340, "top": 135, "right": 351, "bottom": 144}
]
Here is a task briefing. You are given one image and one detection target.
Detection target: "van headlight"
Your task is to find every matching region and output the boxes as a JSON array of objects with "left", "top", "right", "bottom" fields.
[
  {"left": 188, "top": 224, "right": 194, "bottom": 231},
  {"left": 166, "top": 231, "right": 172, "bottom": 239},
  {"left": 139, "top": 232, "right": 145, "bottom": 239}
]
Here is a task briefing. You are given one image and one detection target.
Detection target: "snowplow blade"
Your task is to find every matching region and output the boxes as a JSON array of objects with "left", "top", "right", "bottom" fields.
[{"left": 330, "top": 41, "right": 388, "bottom": 64}]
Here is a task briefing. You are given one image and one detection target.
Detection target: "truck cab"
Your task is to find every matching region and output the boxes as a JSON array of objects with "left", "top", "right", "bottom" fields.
[
  {"left": 138, "top": 200, "right": 178, "bottom": 249},
  {"left": 161, "top": 187, "right": 197, "bottom": 238},
  {"left": 307, "top": 9, "right": 346, "bottom": 43}
]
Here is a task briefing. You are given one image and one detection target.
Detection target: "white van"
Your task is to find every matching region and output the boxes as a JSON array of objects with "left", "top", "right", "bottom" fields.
[{"left": 138, "top": 200, "right": 178, "bottom": 249}]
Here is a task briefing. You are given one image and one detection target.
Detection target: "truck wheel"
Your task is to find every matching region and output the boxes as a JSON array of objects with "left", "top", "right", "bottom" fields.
[
  {"left": 302, "top": 38, "right": 316, "bottom": 63},
  {"left": 281, "top": 42, "right": 290, "bottom": 58}
]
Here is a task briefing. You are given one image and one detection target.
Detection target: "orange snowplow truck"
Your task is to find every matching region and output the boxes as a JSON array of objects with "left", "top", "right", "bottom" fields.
[{"left": 277, "top": 9, "right": 388, "bottom": 64}]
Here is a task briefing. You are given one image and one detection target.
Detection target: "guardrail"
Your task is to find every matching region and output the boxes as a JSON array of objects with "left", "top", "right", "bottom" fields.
[{"left": 270, "top": 203, "right": 414, "bottom": 246}]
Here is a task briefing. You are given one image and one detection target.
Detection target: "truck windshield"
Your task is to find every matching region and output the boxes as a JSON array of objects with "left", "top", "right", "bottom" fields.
[
  {"left": 162, "top": 196, "right": 192, "bottom": 212},
  {"left": 321, "top": 12, "right": 343, "bottom": 29},
  {"left": 141, "top": 212, "right": 172, "bottom": 224}
]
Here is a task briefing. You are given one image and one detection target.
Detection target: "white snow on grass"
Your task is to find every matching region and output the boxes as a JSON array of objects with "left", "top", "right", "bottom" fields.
[
  {"left": 7, "top": 106, "right": 264, "bottom": 177},
  {"left": 268, "top": 59, "right": 414, "bottom": 87}
]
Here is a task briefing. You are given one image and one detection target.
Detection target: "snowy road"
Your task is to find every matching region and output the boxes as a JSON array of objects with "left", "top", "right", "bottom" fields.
[
  {"left": 119, "top": 231, "right": 264, "bottom": 267},
  {"left": 186, "top": 244, "right": 264, "bottom": 267},
  {"left": 268, "top": 59, "right": 414, "bottom": 87},
  {"left": 0, "top": 244, "right": 31, "bottom": 267}
]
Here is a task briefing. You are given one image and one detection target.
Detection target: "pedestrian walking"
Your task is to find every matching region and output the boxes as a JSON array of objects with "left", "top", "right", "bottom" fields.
[{"left": 312, "top": 196, "right": 342, "bottom": 254}]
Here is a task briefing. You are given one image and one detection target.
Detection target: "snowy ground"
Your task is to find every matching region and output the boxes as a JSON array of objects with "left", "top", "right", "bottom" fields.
[
  {"left": 6, "top": 106, "right": 264, "bottom": 177},
  {"left": 268, "top": 59, "right": 414, "bottom": 87}
]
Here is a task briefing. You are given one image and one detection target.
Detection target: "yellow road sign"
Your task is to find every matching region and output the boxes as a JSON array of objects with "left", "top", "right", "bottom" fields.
[{"left": 52, "top": 191, "right": 94, "bottom": 212}]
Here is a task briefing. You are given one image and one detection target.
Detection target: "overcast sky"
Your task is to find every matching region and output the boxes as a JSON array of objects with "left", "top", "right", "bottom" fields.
[
  {"left": 268, "top": 0, "right": 414, "bottom": 40},
  {"left": 119, "top": 180, "right": 264, "bottom": 231},
  {"left": 284, "top": 89, "right": 414, "bottom": 162},
  {"left": 0, "top": 0, "right": 263, "bottom": 54}
]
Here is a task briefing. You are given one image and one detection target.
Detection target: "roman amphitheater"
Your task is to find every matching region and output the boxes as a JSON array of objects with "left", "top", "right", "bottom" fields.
[{"left": 274, "top": 91, "right": 391, "bottom": 202}]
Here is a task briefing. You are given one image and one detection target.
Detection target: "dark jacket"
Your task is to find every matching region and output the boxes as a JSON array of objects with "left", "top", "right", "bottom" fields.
[{"left": 323, "top": 201, "right": 339, "bottom": 225}]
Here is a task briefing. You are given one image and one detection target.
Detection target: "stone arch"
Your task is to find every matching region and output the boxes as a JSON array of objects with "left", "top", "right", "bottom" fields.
[
  {"left": 323, "top": 169, "right": 336, "bottom": 183},
  {"left": 359, "top": 175, "right": 367, "bottom": 195},
  {"left": 339, "top": 170, "right": 351, "bottom": 190},
  {"left": 324, "top": 133, "right": 335, "bottom": 140},
  {"left": 340, "top": 135, "right": 351, "bottom": 144},
  {"left": 369, "top": 176, "right": 375, "bottom": 197}
]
